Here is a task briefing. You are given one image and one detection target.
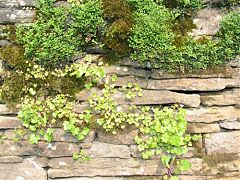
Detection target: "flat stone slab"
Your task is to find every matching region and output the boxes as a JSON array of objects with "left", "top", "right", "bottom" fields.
[
  {"left": 201, "top": 89, "right": 240, "bottom": 106},
  {"left": 48, "top": 157, "right": 165, "bottom": 178},
  {"left": 0, "top": 10, "right": 35, "bottom": 24},
  {"left": 0, "top": 158, "right": 47, "bottom": 180},
  {"left": 147, "top": 78, "right": 239, "bottom": 91},
  {"left": 187, "top": 123, "right": 220, "bottom": 133},
  {"left": 220, "top": 121, "right": 240, "bottom": 130},
  {"left": 186, "top": 106, "right": 240, "bottom": 123},
  {"left": 0, "top": 116, "right": 21, "bottom": 129},
  {"left": 205, "top": 131, "right": 240, "bottom": 154}
]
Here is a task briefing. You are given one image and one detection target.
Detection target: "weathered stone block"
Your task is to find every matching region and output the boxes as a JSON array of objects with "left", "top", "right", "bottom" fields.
[
  {"left": 186, "top": 106, "right": 240, "bottom": 123},
  {"left": 0, "top": 10, "right": 35, "bottom": 24},
  {"left": 205, "top": 131, "right": 240, "bottom": 154},
  {"left": 0, "top": 158, "right": 47, "bottom": 180},
  {"left": 0, "top": 104, "right": 19, "bottom": 115},
  {"left": 0, "top": 155, "right": 23, "bottom": 163},
  {"left": 98, "top": 128, "right": 138, "bottom": 145},
  {"left": 85, "top": 142, "right": 130, "bottom": 159},
  {"left": 187, "top": 123, "right": 220, "bottom": 133},
  {"left": 147, "top": 78, "right": 239, "bottom": 91},
  {"left": 115, "top": 76, "right": 148, "bottom": 89},
  {"left": 201, "top": 89, "right": 240, "bottom": 106},
  {"left": 0, "top": 116, "right": 21, "bottom": 129},
  {"left": 151, "top": 66, "right": 233, "bottom": 79},
  {"left": 48, "top": 157, "right": 165, "bottom": 178},
  {"left": 220, "top": 121, "right": 240, "bottom": 130},
  {"left": 0, "top": 0, "right": 36, "bottom": 8}
]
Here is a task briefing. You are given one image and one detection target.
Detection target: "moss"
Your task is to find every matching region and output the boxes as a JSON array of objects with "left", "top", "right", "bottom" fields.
[{"left": 102, "top": 0, "right": 133, "bottom": 55}]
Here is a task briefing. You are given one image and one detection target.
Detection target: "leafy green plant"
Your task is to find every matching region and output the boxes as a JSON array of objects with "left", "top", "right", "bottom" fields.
[{"left": 17, "top": 0, "right": 104, "bottom": 68}]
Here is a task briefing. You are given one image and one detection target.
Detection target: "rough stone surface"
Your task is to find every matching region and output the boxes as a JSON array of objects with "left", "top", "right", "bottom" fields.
[
  {"left": 0, "top": 10, "right": 35, "bottom": 24},
  {"left": 98, "top": 128, "right": 138, "bottom": 145},
  {"left": 0, "top": 0, "right": 36, "bottom": 8},
  {"left": 147, "top": 78, "right": 239, "bottom": 91},
  {"left": 48, "top": 157, "right": 165, "bottom": 178},
  {"left": 0, "top": 155, "right": 23, "bottom": 163},
  {"left": 201, "top": 89, "right": 240, "bottom": 106},
  {"left": 0, "top": 140, "right": 80, "bottom": 157},
  {"left": 190, "top": 8, "right": 224, "bottom": 37},
  {"left": 0, "top": 158, "right": 47, "bottom": 180},
  {"left": 220, "top": 121, "right": 240, "bottom": 130},
  {"left": 0, "top": 104, "right": 19, "bottom": 115},
  {"left": 228, "top": 56, "right": 240, "bottom": 67},
  {"left": 205, "top": 131, "right": 240, "bottom": 154},
  {"left": 0, "top": 116, "right": 21, "bottom": 129},
  {"left": 151, "top": 66, "right": 233, "bottom": 79},
  {"left": 114, "top": 76, "right": 148, "bottom": 88},
  {"left": 85, "top": 142, "right": 130, "bottom": 159},
  {"left": 186, "top": 106, "right": 240, "bottom": 123},
  {"left": 104, "top": 66, "right": 150, "bottom": 78},
  {"left": 187, "top": 123, "right": 220, "bottom": 133}
]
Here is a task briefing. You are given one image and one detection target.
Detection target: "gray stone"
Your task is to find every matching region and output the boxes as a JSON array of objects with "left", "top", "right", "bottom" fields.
[
  {"left": 0, "top": 116, "right": 21, "bottom": 129},
  {"left": 220, "top": 121, "right": 240, "bottom": 130},
  {"left": 0, "top": 158, "right": 47, "bottom": 180},
  {"left": 0, "top": 39, "right": 10, "bottom": 47},
  {"left": 48, "top": 157, "right": 165, "bottom": 178},
  {"left": 119, "top": 57, "right": 143, "bottom": 68},
  {"left": 0, "top": 0, "right": 37, "bottom": 8},
  {"left": 147, "top": 78, "right": 239, "bottom": 91},
  {"left": 187, "top": 123, "right": 220, "bottom": 133},
  {"left": 186, "top": 106, "right": 240, "bottom": 123},
  {"left": 98, "top": 128, "right": 138, "bottom": 145},
  {"left": 0, "top": 104, "right": 19, "bottom": 115},
  {"left": 0, "top": 10, "right": 35, "bottom": 24},
  {"left": 228, "top": 56, "right": 240, "bottom": 67},
  {"left": 85, "top": 142, "right": 130, "bottom": 159},
  {"left": 190, "top": 8, "right": 224, "bottom": 37},
  {"left": 130, "top": 145, "right": 140, "bottom": 158},
  {"left": 104, "top": 66, "right": 150, "bottom": 78},
  {"left": 205, "top": 131, "right": 240, "bottom": 154},
  {"left": 151, "top": 66, "right": 233, "bottom": 79},
  {"left": 201, "top": 89, "right": 240, "bottom": 106},
  {"left": 0, "top": 155, "right": 23, "bottom": 163},
  {"left": 0, "top": 140, "right": 80, "bottom": 157}
]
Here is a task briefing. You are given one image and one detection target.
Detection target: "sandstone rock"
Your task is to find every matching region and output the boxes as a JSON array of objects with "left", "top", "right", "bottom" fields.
[
  {"left": 0, "top": 116, "right": 21, "bottom": 129},
  {"left": 0, "top": 158, "right": 47, "bottom": 180},
  {"left": 220, "top": 121, "right": 240, "bottom": 130},
  {"left": 190, "top": 8, "right": 224, "bottom": 37},
  {"left": 51, "top": 177, "right": 123, "bottom": 180},
  {"left": 104, "top": 66, "right": 150, "bottom": 78},
  {"left": 0, "top": 104, "right": 19, "bottom": 115},
  {"left": 0, "top": 10, "right": 35, "bottom": 24},
  {"left": 147, "top": 78, "right": 239, "bottom": 91},
  {"left": 228, "top": 56, "right": 240, "bottom": 67},
  {"left": 205, "top": 131, "right": 240, "bottom": 154},
  {"left": 186, "top": 106, "right": 240, "bottom": 123},
  {"left": 201, "top": 89, "right": 240, "bottom": 106},
  {"left": 98, "top": 128, "right": 138, "bottom": 145},
  {"left": 130, "top": 145, "right": 140, "bottom": 158},
  {"left": 85, "top": 142, "right": 130, "bottom": 159},
  {"left": 0, "top": 0, "right": 36, "bottom": 8},
  {"left": 0, "top": 155, "right": 23, "bottom": 163},
  {"left": 74, "top": 104, "right": 89, "bottom": 113},
  {"left": 0, "top": 140, "right": 80, "bottom": 157},
  {"left": 187, "top": 123, "right": 220, "bottom": 133},
  {"left": 151, "top": 66, "right": 233, "bottom": 79},
  {"left": 48, "top": 157, "right": 165, "bottom": 178}
]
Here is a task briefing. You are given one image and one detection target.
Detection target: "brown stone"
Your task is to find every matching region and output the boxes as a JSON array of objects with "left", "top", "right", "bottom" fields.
[
  {"left": 115, "top": 76, "right": 148, "bottom": 88},
  {"left": 0, "top": 10, "right": 35, "bottom": 24},
  {"left": 187, "top": 123, "right": 220, "bottom": 133},
  {"left": 0, "top": 158, "right": 47, "bottom": 180},
  {"left": 205, "top": 131, "right": 240, "bottom": 154},
  {"left": 0, "top": 104, "right": 19, "bottom": 115},
  {"left": 104, "top": 66, "right": 150, "bottom": 78},
  {"left": 220, "top": 121, "right": 240, "bottom": 130},
  {"left": 151, "top": 66, "right": 233, "bottom": 79},
  {"left": 0, "top": 116, "right": 21, "bottom": 129},
  {"left": 201, "top": 89, "right": 240, "bottom": 106},
  {"left": 0, "top": 0, "right": 36, "bottom": 8},
  {"left": 186, "top": 106, "right": 240, "bottom": 123},
  {"left": 48, "top": 157, "right": 165, "bottom": 178},
  {"left": 98, "top": 128, "right": 138, "bottom": 145},
  {"left": 147, "top": 78, "right": 239, "bottom": 91},
  {"left": 0, "top": 156, "right": 23, "bottom": 163},
  {"left": 228, "top": 56, "right": 240, "bottom": 67},
  {"left": 85, "top": 142, "right": 130, "bottom": 159},
  {"left": 119, "top": 57, "right": 143, "bottom": 68}
]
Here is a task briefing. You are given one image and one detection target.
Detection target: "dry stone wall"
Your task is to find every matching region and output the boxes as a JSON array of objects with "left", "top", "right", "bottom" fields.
[{"left": 0, "top": 1, "right": 240, "bottom": 180}]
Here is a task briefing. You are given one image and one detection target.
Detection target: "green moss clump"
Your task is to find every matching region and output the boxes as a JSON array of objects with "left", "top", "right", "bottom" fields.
[{"left": 102, "top": 0, "right": 133, "bottom": 55}]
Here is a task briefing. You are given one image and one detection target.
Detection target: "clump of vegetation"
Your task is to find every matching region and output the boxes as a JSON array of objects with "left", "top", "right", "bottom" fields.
[
  {"left": 17, "top": 0, "right": 104, "bottom": 68},
  {"left": 102, "top": 0, "right": 133, "bottom": 55}
]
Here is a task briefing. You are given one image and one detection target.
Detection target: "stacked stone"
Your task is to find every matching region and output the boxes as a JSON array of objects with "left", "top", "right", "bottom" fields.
[{"left": 0, "top": 0, "right": 240, "bottom": 179}]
